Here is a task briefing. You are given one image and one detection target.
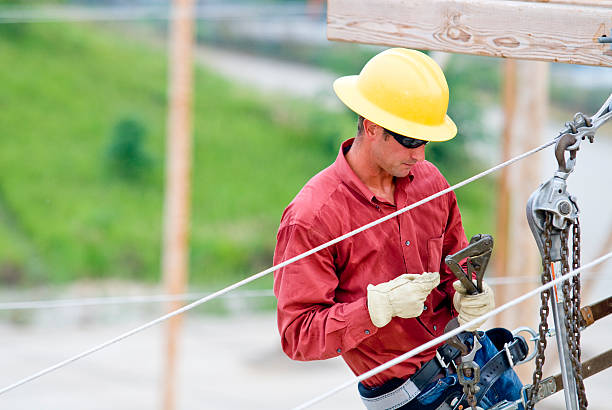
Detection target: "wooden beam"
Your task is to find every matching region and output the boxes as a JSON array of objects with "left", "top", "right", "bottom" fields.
[
  {"left": 162, "top": 0, "right": 195, "bottom": 409},
  {"left": 327, "top": 0, "right": 612, "bottom": 67},
  {"left": 521, "top": 0, "right": 612, "bottom": 7}
]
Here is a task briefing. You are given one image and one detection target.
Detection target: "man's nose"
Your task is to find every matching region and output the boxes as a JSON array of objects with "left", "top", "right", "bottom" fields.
[{"left": 408, "top": 145, "right": 426, "bottom": 162}]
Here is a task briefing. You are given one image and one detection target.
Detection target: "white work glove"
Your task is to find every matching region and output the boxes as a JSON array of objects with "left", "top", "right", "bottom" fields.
[
  {"left": 367, "top": 272, "right": 440, "bottom": 328},
  {"left": 452, "top": 281, "right": 495, "bottom": 331}
]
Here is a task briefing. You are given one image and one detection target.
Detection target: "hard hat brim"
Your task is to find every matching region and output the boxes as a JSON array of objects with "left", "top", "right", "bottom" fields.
[{"left": 333, "top": 75, "right": 457, "bottom": 142}]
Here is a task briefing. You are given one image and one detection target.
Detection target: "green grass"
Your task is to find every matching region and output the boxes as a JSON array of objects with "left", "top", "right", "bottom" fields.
[
  {"left": 0, "top": 22, "right": 493, "bottom": 288},
  {"left": 0, "top": 22, "right": 355, "bottom": 286}
]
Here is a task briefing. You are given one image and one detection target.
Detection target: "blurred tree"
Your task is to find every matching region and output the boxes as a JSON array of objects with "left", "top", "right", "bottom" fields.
[{"left": 105, "top": 116, "right": 152, "bottom": 181}]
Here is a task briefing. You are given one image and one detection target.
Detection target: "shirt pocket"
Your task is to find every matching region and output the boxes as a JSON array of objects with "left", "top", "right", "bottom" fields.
[{"left": 426, "top": 235, "right": 444, "bottom": 272}]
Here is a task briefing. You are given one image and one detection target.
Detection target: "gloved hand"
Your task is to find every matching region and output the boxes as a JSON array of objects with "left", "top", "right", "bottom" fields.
[
  {"left": 367, "top": 272, "right": 440, "bottom": 328},
  {"left": 452, "top": 281, "right": 495, "bottom": 331}
]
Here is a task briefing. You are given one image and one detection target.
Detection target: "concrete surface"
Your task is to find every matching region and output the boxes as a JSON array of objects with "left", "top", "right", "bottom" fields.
[{"left": 0, "top": 306, "right": 609, "bottom": 410}]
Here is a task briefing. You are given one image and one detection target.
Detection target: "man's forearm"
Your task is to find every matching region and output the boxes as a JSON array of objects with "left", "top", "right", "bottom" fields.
[{"left": 277, "top": 297, "right": 376, "bottom": 360}]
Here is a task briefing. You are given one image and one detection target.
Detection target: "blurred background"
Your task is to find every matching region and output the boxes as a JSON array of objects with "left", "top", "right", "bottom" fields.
[{"left": 0, "top": 0, "right": 610, "bottom": 409}]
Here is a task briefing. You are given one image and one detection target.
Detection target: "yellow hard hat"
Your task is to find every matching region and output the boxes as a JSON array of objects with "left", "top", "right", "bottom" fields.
[{"left": 333, "top": 48, "right": 457, "bottom": 142}]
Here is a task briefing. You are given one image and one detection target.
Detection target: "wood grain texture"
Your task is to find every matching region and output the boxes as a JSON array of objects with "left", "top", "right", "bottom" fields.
[
  {"left": 327, "top": 0, "right": 612, "bottom": 67},
  {"left": 519, "top": 0, "right": 612, "bottom": 7},
  {"left": 163, "top": 0, "right": 195, "bottom": 409}
]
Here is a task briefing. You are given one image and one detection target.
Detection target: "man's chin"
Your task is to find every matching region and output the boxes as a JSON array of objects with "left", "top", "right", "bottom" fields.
[
  {"left": 393, "top": 169, "right": 412, "bottom": 178},
  {"left": 396, "top": 163, "right": 416, "bottom": 176}
]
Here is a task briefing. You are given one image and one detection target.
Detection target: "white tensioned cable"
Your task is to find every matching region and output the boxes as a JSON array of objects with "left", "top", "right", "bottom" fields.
[
  {"left": 3, "top": 275, "right": 611, "bottom": 311},
  {"left": 0, "top": 290, "right": 274, "bottom": 311},
  {"left": 294, "top": 250, "right": 612, "bottom": 410},
  {"left": 0, "top": 139, "right": 555, "bottom": 396}
]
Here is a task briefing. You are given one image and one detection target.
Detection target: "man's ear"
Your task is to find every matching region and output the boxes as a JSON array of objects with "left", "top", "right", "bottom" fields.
[{"left": 362, "top": 118, "right": 381, "bottom": 140}]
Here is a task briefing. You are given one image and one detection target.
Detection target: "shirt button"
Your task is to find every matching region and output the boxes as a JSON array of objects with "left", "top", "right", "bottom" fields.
[
  {"left": 433, "top": 325, "right": 437, "bottom": 331},
  {"left": 365, "top": 330, "right": 370, "bottom": 335},
  {"left": 405, "top": 240, "right": 410, "bottom": 246},
  {"left": 337, "top": 348, "right": 342, "bottom": 353},
  {"left": 423, "top": 305, "right": 428, "bottom": 311}
]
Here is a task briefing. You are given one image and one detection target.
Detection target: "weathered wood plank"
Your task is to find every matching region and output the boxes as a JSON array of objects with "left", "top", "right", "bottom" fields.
[
  {"left": 520, "top": 0, "right": 612, "bottom": 7},
  {"left": 327, "top": 0, "right": 612, "bottom": 67}
]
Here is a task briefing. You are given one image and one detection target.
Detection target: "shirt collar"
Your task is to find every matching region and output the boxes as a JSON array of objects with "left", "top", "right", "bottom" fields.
[{"left": 333, "top": 138, "right": 414, "bottom": 204}]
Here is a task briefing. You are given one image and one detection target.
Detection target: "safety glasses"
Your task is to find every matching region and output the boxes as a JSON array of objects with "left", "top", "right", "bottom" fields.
[{"left": 384, "top": 128, "right": 429, "bottom": 149}]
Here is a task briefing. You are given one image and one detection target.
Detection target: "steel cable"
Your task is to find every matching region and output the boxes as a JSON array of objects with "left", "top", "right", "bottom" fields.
[
  {"left": 2, "top": 275, "right": 611, "bottom": 311},
  {"left": 0, "top": 290, "right": 274, "bottom": 311},
  {"left": 293, "top": 250, "right": 612, "bottom": 410},
  {"left": 0, "top": 139, "right": 556, "bottom": 396}
]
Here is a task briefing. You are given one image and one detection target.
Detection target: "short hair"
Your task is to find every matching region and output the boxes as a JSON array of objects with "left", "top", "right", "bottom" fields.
[{"left": 357, "top": 115, "right": 365, "bottom": 135}]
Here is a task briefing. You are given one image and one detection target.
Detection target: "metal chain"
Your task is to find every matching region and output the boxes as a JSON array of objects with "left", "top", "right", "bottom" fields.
[
  {"left": 572, "top": 219, "right": 582, "bottom": 341},
  {"left": 526, "top": 215, "right": 554, "bottom": 410},
  {"left": 466, "top": 385, "right": 477, "bottom": 409},
  {"left": 560, "top": 226, "right": 585, "bottom": 409},
  {"left": 572, "top": 219, "right": 588, "bottom": 408}
]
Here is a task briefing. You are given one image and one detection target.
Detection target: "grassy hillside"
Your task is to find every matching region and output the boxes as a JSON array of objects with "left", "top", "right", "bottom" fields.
[
  {"left": 0, "top": 22, "right": 350, "bottom": 287},
  {"left": 0, "top": 22, "right": 493, "bottom": 288}
]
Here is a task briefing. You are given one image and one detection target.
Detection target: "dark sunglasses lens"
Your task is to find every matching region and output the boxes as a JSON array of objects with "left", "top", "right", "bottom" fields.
[
  {"left": 401, "top": 138, "right": 428, "bottom": 148},
  {"left": 388, "top": 130, "right": 428, "bottom": 148}
]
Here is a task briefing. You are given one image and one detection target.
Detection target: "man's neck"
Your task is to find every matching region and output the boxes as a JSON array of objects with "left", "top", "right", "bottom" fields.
[{"left": 345, "top": 140, "right": 396, "bottom": 204}]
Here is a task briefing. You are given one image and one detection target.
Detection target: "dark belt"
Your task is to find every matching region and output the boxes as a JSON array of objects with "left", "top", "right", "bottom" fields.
[{"left": 411, "top": 340, "right": 464, "bottom": 389}]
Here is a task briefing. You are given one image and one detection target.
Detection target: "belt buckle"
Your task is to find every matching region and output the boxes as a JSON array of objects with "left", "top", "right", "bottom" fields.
[
  {"left": 436, "top": 350, "right": 456, "bottom": 371},
  {"left": 504, "top": 342, "right": 515, "bottom": 368}
]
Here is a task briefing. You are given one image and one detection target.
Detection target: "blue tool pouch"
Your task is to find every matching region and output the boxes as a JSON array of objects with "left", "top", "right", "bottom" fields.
[{"left": 414, "top": 328, "right": 527, "bottom": 410}]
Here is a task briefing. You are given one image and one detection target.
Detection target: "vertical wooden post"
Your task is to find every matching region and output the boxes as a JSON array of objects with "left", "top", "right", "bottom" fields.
[
  {"left": 162, "top": 1, "right": 195, "bottom": 409},
  {"left": 494, "top": 59, "right": 549, "bottom": 381},
  {"left": 494, "top": 60, "right": 516, "bottom": 287}
]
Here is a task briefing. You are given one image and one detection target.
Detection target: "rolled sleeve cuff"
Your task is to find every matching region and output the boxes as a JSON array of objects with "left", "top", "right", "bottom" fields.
[{"left": 341, "top": 297, "right": 379, "bottom": 352}]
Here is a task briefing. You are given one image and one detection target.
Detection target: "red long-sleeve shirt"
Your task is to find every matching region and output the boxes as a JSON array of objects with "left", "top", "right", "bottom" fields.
[{"left": 273, "top": 138, "right": 468, "bottom": 387}]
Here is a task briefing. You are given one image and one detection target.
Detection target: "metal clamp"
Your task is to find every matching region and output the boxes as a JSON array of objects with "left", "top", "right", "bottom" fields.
[
  {"left": 457, "top": 335, "right": 483, "bottom": 383},
  {"left": 436, "top": 350, "right": 450, "bottom": 369},
  {"left": 457, "top": 361, "right": 481, "bottom": 386},
  {"left": 555, "top": 93, "right": 612, "bottom": 150},
  {"left": 521, "top": 376, "right": 558, "bottom": 407},
  {"left": 504, "top": 342, "right": 515, "bottom": 368}
]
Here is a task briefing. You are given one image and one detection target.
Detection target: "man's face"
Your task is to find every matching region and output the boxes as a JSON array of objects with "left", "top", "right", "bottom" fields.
[{"left": 371, "top": 127, "right": 426, "bottom": 178}]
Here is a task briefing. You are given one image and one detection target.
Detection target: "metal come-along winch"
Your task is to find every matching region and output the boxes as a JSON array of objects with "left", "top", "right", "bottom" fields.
[{"left": 524, "top": 93, "right": 612, "bottom": 410}]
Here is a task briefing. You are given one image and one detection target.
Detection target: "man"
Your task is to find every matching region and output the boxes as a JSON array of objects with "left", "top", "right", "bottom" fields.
[{"left": 273, "top": 48, "right": 498, "bottom": 409}]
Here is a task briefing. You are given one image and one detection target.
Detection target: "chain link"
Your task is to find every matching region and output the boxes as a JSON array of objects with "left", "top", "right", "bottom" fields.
[
  {"left": 466, "top": 385, "right": 477, "bottom": 409},
  {"left": 560, "top": 226, "right": 582, "bottom": 409},
  {"left": 526, "top": 214, "right": 554, "bottom": 410},
  {"left": 571, "top": 220, "right": 588, "bottom": 408}
]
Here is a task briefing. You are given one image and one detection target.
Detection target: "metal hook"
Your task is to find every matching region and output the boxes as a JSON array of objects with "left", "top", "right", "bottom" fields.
[{"left": 554, "top": 133, "right": 578, "bottom": 174}]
